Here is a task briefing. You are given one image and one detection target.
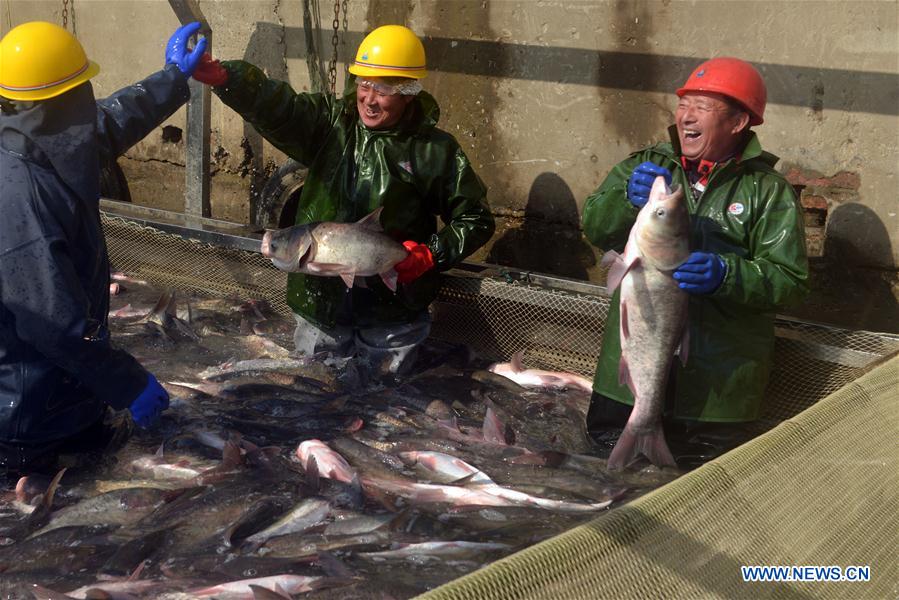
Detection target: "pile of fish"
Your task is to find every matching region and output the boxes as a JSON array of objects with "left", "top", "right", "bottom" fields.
[{"left": 0, "top": 278, "right": 678, "bottom": 599}]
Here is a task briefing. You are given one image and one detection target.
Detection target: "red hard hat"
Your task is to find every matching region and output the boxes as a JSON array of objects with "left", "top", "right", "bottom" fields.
[{"left": 676, "top": 57, "right": 767, "bottom": 126}]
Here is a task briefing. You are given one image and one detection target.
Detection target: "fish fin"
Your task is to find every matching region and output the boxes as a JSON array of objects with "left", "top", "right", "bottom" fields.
[
  {"left": 23, "top": 468, "right": 66, "bottom": 533},
  {"left": 677, "top": 325, "right": 690, "bottom": 366},
  {"left": 249, "top": 584, "right": 292, "bottom": 600},
  {"left": 128, "top": 559, "right": 149, "bottom": 581},
  {"left": 507, "top": 450, "right": 562, "bottom": 466},
  {"left": 339, "top": 272, "right": 355, "bottom": 288},
  {"left": 437, "top": 416, "right": 459, "bottom": 431},
  {"left": 414, "top": 487, "right": 451, "bottom": 504},
  {"left": 221, "top": 439, "right": 244, "bottom": 469},
  {"left": 166, "top": 289, "right": 179, "bottom": 318},
  {"left": 145, "top": 289, "right": 174, "bottom": 322},
  {"left": 510, "top": 351, "right": 525, "bottom": 372},
  {"left": 617, "top": 356, "right": 635, "bottom": 395},
  {"left": 600, "top": 249, "right": 620, "bottom": 268},
  {"left": 452, "top": 473, "right": 481, "bottom": 486},
  {"left": 347, "top": 474, "right": 364, "bottom": 509},
  {"left": 380, "top": 269, "right": 398, "bottom": 292},
  {"left": 482, "top": 407, "right": 511, "bottom": 445},
  {"left": 601, "top": 251, "right": 624, "bottom": 292},
  {"left": 173, "top": 316, "right": 201, "bottom": 341},
  {"left": 306, "top": 455, "right": 322, "bottom": 493},
  {"left": 28, "top": 584, "right": 76, "bottom": 600},
  {"left": 356, "top": 206, "right": 384, "bottom": 230},
  {"left": 40, "top": 468, "right": 66, "bottom": 511},
  {"left": 608, "top": 424, "right": 676, "bottom": 471},
  {"left": 319, "top": 550, "right": 354, "bottom": 578},
  {"left": 305, "top": 262, "right": 346, "bottom": 274},
  {"left": 620, "top": 298, "right": 630, "bottom": 341},
  {"left": 603, "top": 251, "right": 641, "bottom": 293}
]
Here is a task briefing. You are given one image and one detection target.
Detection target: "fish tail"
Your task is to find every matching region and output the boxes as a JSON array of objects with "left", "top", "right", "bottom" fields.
[
  {"left": 380, "top": 269, "right": 398, "bottom": 292},
  {"left": 608, "top": 425, "right": 676, "bottom": 470}
]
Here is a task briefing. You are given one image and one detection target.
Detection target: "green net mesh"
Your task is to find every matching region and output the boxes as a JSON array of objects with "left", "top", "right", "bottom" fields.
[{"left": 102, "top": 213, "right": 899, "bottom": 599}]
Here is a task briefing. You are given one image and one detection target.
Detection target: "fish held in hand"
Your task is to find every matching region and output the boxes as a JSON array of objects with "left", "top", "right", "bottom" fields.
[
  {"left": 603, "top": 176, "right": 690, "bottom": 470},
  {"left": 260, "top": 207, "right": 408, "bottom": 291}
]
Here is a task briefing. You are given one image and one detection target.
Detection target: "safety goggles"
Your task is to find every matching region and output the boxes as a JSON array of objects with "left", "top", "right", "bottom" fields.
[{"left": 356, "top": 78, "right": 422, "bottom": 97}]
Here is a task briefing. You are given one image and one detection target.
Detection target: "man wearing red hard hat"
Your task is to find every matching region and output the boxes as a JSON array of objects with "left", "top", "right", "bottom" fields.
[{"left": 582, "top": 57, "right": 809, "bottom": 463}]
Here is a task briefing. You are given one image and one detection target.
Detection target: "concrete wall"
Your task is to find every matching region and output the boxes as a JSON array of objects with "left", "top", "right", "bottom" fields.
[{"left": 3, "top": 1, "right": 897, "bottom": 277}]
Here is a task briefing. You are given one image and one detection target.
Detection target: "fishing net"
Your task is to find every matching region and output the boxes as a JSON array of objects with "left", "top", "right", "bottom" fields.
[
  {"left": 102, "top": 211, "right": 898, "bottom": 599},
  {"left": 104, "top": 214, "right": 290, "bottom": 314},
  {"left": 102, "top": 212, "right": 899, "bottom": 435},
  {"left": 417, "top": 354, "right": 898, "bottom": 600}
]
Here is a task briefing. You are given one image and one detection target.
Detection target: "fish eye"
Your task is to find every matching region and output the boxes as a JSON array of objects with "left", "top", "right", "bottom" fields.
[{"left": 655, "top": 208, "right": 667, "bottom": 217}]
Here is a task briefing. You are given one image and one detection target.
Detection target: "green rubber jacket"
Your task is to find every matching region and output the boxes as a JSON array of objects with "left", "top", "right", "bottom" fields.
[
  {"left": 582, "top": 127, "right": 809, "bottom": 422},
  {"left": 213, "top": 61, "right": 494, "bottom": 328}
]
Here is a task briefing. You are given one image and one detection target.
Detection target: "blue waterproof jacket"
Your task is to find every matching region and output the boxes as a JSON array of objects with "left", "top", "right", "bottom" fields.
[{"left": 0, "top": 66, "right": 190, "bottom": 446}]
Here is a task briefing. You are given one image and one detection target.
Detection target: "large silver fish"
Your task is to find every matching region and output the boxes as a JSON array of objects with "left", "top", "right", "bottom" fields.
[
  {"left": 603, "top": 176, "right": 691, "bottom": 470},
  {"left": 260, "top": 208, "right": 408, "bottom": 291}
]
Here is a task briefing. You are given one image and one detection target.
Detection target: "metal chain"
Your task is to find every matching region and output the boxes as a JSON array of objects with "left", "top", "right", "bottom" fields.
[
  {"left": 327, "top": 0, "right": 340, "bottom": 94},
  {"left": 61, "top": 0, "right": 76, "bottom": 35},
  {"left": 341, "top": 0, "right": 349, "bottom": 78}
]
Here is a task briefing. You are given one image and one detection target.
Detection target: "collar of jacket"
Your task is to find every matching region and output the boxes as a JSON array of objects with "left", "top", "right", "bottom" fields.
[
  {"left": 665, "top": 125, "right": 779, "bottom": 169},
  {"left": 343, "top": 77, "right": 441, "bottom": 135}
]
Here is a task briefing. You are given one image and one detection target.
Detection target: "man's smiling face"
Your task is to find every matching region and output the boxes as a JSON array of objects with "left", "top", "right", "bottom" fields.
[
  {"left": 676, "top": 92, "right": 750, "bottom": 163},
  {"left": 356, "top": 78, "right": 415, "bottom": 130}
]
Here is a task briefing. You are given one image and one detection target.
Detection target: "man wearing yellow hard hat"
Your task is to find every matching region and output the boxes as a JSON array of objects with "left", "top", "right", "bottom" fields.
[
  {"left": 193, "top": 25, "right": 495, "bottom": 375},
  {"left": 0, "top": 21, "right": 206, "bottom": 479}
]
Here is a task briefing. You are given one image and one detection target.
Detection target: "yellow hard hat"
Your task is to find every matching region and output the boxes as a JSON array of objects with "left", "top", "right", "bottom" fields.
[
  {"left": 0, "top": 21, "right": 100, "bottom": 101},
  {"left": 348, "top": 25, "right": 426, "bottom": 80}
]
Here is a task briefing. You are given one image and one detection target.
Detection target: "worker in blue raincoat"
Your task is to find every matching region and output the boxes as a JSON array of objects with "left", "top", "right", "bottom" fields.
[
  {"left": 0, "top": 21, "right": 206, "bottom": 478},
  {"left": 191, "top": 25, "right": 495, "bottom": 375}
]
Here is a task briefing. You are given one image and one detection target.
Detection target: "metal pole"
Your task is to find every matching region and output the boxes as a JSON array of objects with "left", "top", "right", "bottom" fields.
[{"left": 168, "top": 0, "right": 211, "bottom": 219}]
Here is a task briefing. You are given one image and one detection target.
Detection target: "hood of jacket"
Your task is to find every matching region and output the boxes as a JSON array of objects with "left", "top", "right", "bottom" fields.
[{"left": 0, "top": 82, "right": 100, "bottom": 205}]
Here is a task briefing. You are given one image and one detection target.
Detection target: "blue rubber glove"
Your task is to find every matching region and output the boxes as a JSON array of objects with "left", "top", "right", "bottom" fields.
[
  {"left": 627, "top": 162, "right": 673, "bottom": 208},
  {"left": 165, "top": 22, "right": 208, "bottom": 77},
  {"left": 673, "top": 252, "right": 727, "bottom": 295},
  {"left": 129, "top": 374, "right": 170, "bottom": 429}
]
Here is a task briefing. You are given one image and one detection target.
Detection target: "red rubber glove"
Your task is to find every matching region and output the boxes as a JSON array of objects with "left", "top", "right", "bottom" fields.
[
  {"left": 394, "top": 241, "right": 435, "bottom": 284},
  {"left": 192, "top": 53, "right": 228, "bottom": 86}
]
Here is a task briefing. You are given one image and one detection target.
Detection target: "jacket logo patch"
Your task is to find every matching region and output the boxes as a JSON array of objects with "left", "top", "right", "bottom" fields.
[
  {"left": 398, "top": 161, "right": 413, "bottom": 174},
  {"left": 728, "top": 202, "right": 745, "bottom": 215}
]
